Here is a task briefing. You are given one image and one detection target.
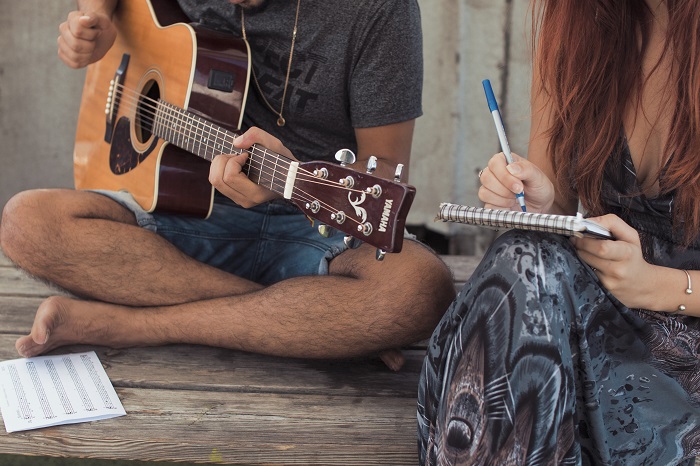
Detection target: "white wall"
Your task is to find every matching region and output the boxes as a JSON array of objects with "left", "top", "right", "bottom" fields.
[
  {"left": 413, "top": 0, "right": 532, "bottom": 253},
  {"left": 0, "top": 0, "right": 533, "bottom": 253},
  {"left": 0, "top": 1, "right": 83, "bottom": 205}
]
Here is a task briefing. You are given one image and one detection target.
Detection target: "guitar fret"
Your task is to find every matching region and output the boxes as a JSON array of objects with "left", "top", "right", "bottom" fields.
[
  {"left": 204, "top": 121, "right": 215, "bottom": 160},
  {"left": 219, "top": 126, "right": 230, "bottom": 156},
  {"left": 189, "top": 113, "right": 198, "bottom": 155},
  {"left": 170, "top": 104, "right": 177, "bottom": 143},
  {"left": 194, "top": 117, "right": 205, "bottom": 159},
  {"left": 160, "top": 103, "right": 168, "bottom": 140},
  {"left": 169, "top": 104, "right": 177, "bottom": 146},
  {"left": 187, "top": 111, "right": 197, "bottom": 154},
  {"left": 216, "top": 125, "right": 225, "bottom": 156},
  {"left": 177, "top": 107, "right": 184, "bottom": 148},
  {"left": 190, "top": 112, "right": 197, "bottom": 153},
  {"left": 207, "top": 120, "right": 219, "bottom": 160},
  {"left": 153, "top": 102, "right": 163, "bottom": 138},
  {"left": 182, "top": 108, "right": 193, "bottom": 153},
  {"left": 261, "top": 148, "right": 269, "bottom": 186},
  {"left": 166, "top": 104, "right": 176, "bottom": 142},
  {"left": 270, "top": 149, "right": 278, "bottom": 190},
  {"left": 179, "top": 107, "right": 189, "bottom": 150},
  {"left": 223, "top": 131, "right": 235, "bottom": 156}
]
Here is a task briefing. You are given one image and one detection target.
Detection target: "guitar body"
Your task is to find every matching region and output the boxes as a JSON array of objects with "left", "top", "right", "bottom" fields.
[{"left": 73, "top": 0, "right": 250, "bottom": 217}]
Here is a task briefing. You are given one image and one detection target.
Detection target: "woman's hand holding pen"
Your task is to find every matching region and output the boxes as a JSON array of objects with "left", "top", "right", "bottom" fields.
[{"left": 478, "top": 152, "right": 555, "bottom": 213}]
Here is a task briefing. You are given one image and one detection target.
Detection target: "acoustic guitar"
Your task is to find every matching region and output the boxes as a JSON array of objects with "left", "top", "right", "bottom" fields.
[{"left": 73, "top": 0, "right": 416, "bottom": 253}]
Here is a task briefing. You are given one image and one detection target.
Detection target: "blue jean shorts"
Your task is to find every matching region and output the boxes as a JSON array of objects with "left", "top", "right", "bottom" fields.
[{"left": 93, "top": 190, "right": 351, "bottom": 285}]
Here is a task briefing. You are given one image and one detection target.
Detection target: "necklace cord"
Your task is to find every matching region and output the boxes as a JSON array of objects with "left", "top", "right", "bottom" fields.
[{"left": 241, "top": 0, "right": 301, "bottom": 127}]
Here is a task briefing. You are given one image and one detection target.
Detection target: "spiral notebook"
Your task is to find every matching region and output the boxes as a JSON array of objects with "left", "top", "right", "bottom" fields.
[{"left": 436, "top": 203, "right": 613, "bottom": 239}]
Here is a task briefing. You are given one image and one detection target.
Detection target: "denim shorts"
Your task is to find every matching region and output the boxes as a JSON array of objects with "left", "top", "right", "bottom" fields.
[{"left": 93, "top": 190, "right": 352, "bottom": 285}]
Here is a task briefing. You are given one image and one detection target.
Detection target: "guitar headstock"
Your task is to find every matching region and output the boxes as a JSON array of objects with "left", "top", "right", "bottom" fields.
[{"left": 291, "top": 160, "right": 416, "bottom": 253}]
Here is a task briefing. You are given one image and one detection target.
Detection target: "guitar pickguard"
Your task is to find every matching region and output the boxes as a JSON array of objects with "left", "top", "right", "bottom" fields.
[{"left": 109, "top": 117, "right": 157, "bottom": 175}]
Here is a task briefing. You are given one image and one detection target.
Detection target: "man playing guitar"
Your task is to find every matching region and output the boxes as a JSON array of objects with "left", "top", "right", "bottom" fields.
[{"left": 0, "top": 0, "right": 455, "bottom": 371}]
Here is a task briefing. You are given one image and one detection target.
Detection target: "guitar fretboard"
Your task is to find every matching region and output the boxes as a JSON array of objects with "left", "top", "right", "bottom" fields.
[{"left": 151, "top": 99, "right": 291, "bottom": 195}]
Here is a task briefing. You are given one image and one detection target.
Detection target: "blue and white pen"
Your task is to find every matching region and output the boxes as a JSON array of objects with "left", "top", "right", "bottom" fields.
[{"left": 482, "top": 79, "right": 527, "bottom": 212}]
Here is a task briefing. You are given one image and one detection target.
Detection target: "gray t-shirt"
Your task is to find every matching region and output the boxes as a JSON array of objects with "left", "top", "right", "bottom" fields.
[{"left": 175, "top": 0, "right": 423, "bottom": 162}]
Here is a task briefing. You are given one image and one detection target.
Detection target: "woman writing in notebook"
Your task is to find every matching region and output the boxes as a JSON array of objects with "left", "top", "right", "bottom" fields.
[{"left": 419, "top": 1, "right": 700, "bottom": 464}]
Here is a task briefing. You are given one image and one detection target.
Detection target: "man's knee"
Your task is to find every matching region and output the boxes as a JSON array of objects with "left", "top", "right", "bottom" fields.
[
  {"left": 334, "top": 240, "right": 455, "bottom": 332},
  {"left": 410, "top": 244, "right": 456, "bottom": 320},
  {"left": 1, "top": 190, "right": 57, "bottom": 261},
  {"left": 1, "top": 191, "right": 41, "bottom": 251}
]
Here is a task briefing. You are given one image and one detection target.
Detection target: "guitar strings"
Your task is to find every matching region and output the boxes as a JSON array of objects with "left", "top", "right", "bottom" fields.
[
  {"left": 112, "top": 84, "right": 372, "bottom": 194},
  {"left": 111, "top": 84, "right": 375, "bottom": 197},
  {"left": 113, "top": 87, "right": 369, "bottom": 223},
  {"left": 109, "top": 84, "right": 377, "bottom": 229}
]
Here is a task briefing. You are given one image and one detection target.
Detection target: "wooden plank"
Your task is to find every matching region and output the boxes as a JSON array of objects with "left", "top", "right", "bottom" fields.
[
  {"left": 0, "top": 250, "right": 10, "bottom": 267},
  {"left": 0, "top": 387, "right": 418, "bottom": 465},
  {"left": 0, "top": 267, "right": 66, "bottom": 298},
  {"left": 0, "top": 248, "right": 484, "bottom": 465},
  {"left": 441, "top": 254, "right": 480, "bottom": 288},
  {"left": 0, "top": 296, "right": 44, "bottom": 333},
  {"left": 0, "top": 333, "right": 424, "bottom": 398}
]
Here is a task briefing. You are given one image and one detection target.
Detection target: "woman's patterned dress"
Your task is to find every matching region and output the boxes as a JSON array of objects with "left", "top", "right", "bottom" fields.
[{"left": 418, "top": 143, "right": 700, "bottom": 465}]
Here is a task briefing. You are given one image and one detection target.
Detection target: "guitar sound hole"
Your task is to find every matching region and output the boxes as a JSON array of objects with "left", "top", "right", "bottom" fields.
[{"left": 135, "top": 80, "right": 160, "bottom": 144}]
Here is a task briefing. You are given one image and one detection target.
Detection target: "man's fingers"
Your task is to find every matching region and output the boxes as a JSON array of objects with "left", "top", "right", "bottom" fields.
[
  {"left": 210, "top": 154, "right": 251, "bottom": 198},
  {"left": 58, "top": 12, "right": 107, "bottom": 68},
  {"left": 378, "top": 349, "right": 405, "bottom": 372},
  {"left": 210, "top": 154, "right": 239, "bottom": 187},
  {"left": 233, "top": 127, "right": 295, "bottom": 160},
  {"left": 72, "top": 14, "right": 104, "bottom": 40}
]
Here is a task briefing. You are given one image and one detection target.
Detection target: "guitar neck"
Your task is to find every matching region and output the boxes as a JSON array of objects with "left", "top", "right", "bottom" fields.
[
  {"left": 148, "top": 98, "right": 413, "bottom": 253},
  {"left": 152, "top": 100, "right": 295, "bottom": 197}
]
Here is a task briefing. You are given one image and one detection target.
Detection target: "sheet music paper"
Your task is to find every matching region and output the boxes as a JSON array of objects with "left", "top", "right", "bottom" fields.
[
  {"left": 0, "top": 351, "right": 126, "bottom": 433},
  {"left": 436, "top": 203, "right": 612, "bottom": 239}
]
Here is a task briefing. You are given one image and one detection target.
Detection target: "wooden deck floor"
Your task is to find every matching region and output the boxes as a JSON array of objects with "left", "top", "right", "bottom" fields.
[{"left": 0, "top": 250, "right": 478, "bottom": 465}]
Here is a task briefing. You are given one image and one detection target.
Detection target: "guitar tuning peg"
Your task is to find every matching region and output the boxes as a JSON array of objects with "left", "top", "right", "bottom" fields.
[
  {"left": 318, "top": 224, "right": 332, "bottom": 238},
  {"left": 376, "top": 249, "right": 386, "bottom": 261},
  {"left": 313, "top": 167, "right": 329, "bottom": 179},
  {"left": 344, "top": 235, "right": 363, "bottom": 249},
  {"left": 335, "top": 149, "right": 356, "bottom": 167},
  {"left": 366, "top": 156, "right": 377, "bottom": 174},
  {"left": 394, "top": 164, "right": 404, "bottom": 183}
]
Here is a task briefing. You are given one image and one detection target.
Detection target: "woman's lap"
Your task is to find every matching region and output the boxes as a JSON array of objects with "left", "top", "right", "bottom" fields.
[{"left": 418, "top": 230, "right": 700, "bottom": 465}]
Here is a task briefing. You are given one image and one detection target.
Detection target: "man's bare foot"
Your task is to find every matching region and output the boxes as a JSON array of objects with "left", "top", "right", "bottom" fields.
[
  {"left": 15, "top": 295, "right": 140, "bottom": 357},
  {"left": 378, "top": 349, "right": 405, "bottom": 371}
]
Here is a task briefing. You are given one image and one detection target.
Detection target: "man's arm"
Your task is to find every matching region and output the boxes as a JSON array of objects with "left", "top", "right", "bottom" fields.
[{"left": 353, "top": 120, "right": 416, "bottom": 183}]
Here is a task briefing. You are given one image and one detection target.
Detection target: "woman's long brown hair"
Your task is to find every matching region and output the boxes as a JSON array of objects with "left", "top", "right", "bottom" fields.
[{"left": 532, "top": 0, "right": 700, "bottom": 244}]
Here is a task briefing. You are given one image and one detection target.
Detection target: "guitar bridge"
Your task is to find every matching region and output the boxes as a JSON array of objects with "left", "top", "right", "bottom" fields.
[{"left": 104, "top": 53, "right": 130, "bottom": 143}]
